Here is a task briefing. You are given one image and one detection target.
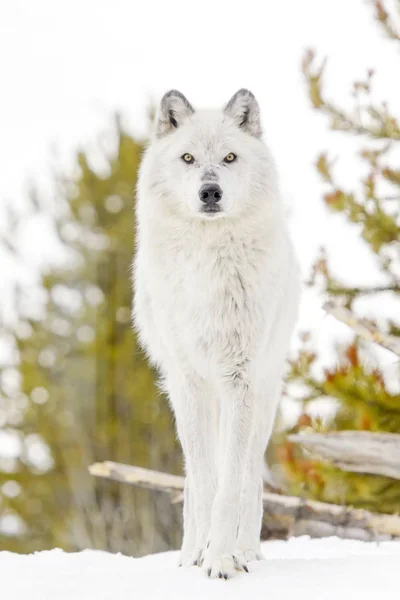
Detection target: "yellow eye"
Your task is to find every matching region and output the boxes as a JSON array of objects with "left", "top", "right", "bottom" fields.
[
  {"left": 182, "top": 153, "right": 194, "bottom": 163},
  {"left": 224, "top": 152, "right": 237, "bottom": 163}
]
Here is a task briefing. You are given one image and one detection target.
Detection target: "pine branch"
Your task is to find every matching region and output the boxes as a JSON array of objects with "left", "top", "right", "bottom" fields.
[
  {"left": 89, "top": 461, "right": 400, "bottom": 541},
  {"left": 324, "top": 301, "right": 400, "bottom": 356},
  {"left": 302, "top": 49, "right": 400, "bottom": 141},
  {"left": 374, "top": 0, "right": 400, "bottom": 42},
  {"left": 328, "top": 285, "right": 400, "bottom": 297}
]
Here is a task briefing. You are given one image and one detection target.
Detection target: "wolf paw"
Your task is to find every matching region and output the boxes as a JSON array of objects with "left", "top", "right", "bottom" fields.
[
  {"left": 235, "top": 547, "right": 265, "bottom": 562},
  {"left": 202, "top": 549, "right": 250, "bottom": 579},
  {"left": 179, "top": 546, "right": 204, "bottom": 568},
  {"left": 203, "top": 554, "right": 237, "bottom": 579}
]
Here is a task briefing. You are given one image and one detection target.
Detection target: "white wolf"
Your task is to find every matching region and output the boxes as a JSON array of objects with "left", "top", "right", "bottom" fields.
[{"left": 133, "top": 89, "right": 300, "bottom": 579}]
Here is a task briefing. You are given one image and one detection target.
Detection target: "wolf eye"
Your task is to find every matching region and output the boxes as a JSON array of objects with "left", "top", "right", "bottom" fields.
[
  {"left": 182, "top": 153, "right": 194, "bottom": 164},
  {"left": 224, "top": 152, "right": 237, "bottom": 163}
]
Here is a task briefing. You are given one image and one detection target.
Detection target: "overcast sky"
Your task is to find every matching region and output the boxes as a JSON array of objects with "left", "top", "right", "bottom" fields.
[{"left": 1, "top": 0, "right": 399, "bottom": 382}]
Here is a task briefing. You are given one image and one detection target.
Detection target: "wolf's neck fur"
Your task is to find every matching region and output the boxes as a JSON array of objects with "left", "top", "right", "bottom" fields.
[{"left": 140, "top": 197, "right": 285, "bottom": 258}]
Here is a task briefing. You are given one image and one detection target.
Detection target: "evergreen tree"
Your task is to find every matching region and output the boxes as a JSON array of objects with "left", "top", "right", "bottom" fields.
[
  {"left": 274, "top": 1, "right": 400, "bottom": 514},
  {"left": 0, "top": 121, "right": 182, "bottom": 553}
]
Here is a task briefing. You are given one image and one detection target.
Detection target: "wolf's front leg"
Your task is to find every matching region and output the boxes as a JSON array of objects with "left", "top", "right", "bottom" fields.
[
  {"left": 167, "top": 372, "right": 217, "bottom": 567},
  {"left": 178, "top": 475, "right": 196, "bottom": 566},
  {"left": 235, "top": 394, "right": 279, "bottom": 563},
  {"left": 202, "top": 375, "right": 254, "bottom": 579},
  {"left": 236, "top": 475, "right": 265, "bottom": 563}
]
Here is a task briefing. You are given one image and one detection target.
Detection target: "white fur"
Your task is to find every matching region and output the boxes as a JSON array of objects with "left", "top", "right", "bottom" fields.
[{"left": 133, "top": 90, "right": 301, "bottom": 579}]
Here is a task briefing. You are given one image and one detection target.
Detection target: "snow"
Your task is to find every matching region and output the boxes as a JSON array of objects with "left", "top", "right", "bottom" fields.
[{"left": 1, "top": 537, "right": 399, "bottom": 600}]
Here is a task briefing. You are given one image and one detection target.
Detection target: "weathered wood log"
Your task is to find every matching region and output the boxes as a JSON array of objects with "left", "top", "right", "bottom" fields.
[
  {"left": 324, "top": 301, "right": 400, "bottom": 356},
  {"left": 89, "top": 461, "right": 400, "bottom": 541},
  {"left": 89, "top": 461, "right": 185, "bottom": 494},
  {"left": 289, "top": 431, "right": 400, "bottom": 480}
]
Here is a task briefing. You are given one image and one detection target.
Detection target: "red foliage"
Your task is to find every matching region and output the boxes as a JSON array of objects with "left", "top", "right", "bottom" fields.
[
  {"left": 297, "top": 414, "right": 312, "bottom": 428},
  {"left": 324, "top": 190, "right": 342, "bottom": 206},
  {"left": 361, "top": 413, "right": 372, "bottom": 430},
  {"left": 345, "top": 344, "right": 358, "bottom": 367}
]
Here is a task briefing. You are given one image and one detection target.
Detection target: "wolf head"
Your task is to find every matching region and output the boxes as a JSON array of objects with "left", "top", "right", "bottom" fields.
[{"left": 139, "top": 89, "right": 278, "bottom": 221}]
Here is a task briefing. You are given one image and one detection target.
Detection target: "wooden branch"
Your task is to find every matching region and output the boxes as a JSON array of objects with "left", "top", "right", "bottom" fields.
[
  {"left": 324, "top": 301, "right": 400, "bottom": 356},
  {"left": 89, "top": 461, "right": 184, "bottom": 493},
  {"left": 289, "top": 431, "right": 400, "bottom": 480},
  {"left": 89, "top": 461, "right": 400, "bottom": 541}
]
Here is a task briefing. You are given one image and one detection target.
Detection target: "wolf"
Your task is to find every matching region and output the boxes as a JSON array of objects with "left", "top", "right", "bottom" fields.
[{"left": 133, "top": 89, "right": 300, "bottom": 579}]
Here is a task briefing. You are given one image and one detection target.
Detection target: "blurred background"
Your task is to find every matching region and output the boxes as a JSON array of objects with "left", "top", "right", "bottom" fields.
[{"left": 0, "top": 0, "right": 399, "bottom": 554}]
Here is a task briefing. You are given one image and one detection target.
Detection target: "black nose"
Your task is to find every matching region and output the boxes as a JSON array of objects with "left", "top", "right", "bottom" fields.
[{"left": 199, "top": 183, "right": 223, "bottom": 203}]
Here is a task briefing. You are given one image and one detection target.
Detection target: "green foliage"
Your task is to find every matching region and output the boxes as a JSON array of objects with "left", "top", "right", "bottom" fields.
[
  {"left": 0, "top": 122, "right": 182, "bottom": 554},
  {"left": 274, "top": 1, "right": 400, "bottom": 514}
]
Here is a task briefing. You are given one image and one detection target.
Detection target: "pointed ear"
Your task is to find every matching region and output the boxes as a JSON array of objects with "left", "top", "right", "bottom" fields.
[
  {"left": 224, "top": 89, "right": 262, "bottom": 138},
  {"left": 155, "top": 90, "right": 194, "bottom": 138}
]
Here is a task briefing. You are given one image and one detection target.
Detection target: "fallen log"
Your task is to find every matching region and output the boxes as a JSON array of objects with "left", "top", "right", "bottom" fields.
[
  {"left": 289, "top": 431, "right": 400, "bottom": 480},
  {"left": 89, "top": 461, "right": 400, "bottom": 541},
  {"left": 89, "top": 461, "right": 184, "bottom": 494}
]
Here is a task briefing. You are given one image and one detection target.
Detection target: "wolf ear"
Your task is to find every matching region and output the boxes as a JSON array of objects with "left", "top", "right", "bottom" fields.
[
  {"left": 224, "top": 89, "right": 262, "bottom": 138},
  {"left": 156, "top": 90, "right": 194, "bottom": 137}
]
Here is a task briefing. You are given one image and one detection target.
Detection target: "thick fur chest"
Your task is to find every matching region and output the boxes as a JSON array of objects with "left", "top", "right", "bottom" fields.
[{"left": 140, "top": 224, "right": 286, "bottom": 371}]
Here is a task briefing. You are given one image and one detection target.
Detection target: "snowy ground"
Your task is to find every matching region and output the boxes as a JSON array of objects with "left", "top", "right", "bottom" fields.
[{"left": 1, "top": 537, "right": 399, "bottom": 600}]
